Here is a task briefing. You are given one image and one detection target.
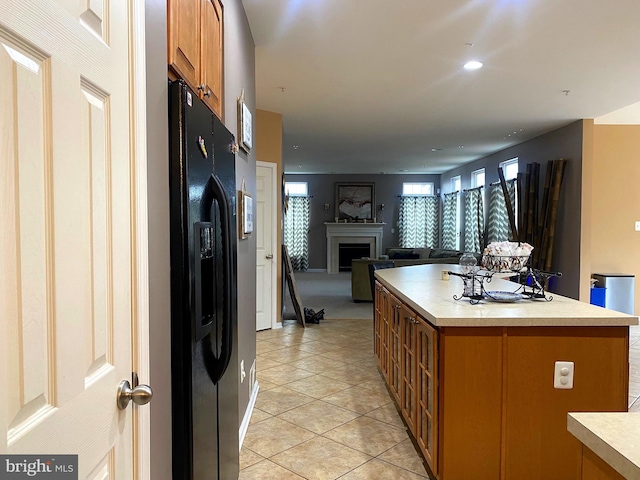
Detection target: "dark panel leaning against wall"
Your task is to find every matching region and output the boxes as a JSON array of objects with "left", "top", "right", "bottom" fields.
[
  {"left": 440, "top": 121, "right": 584, "bottom": 299},
  {"left": 224, "top": 0, "right": 257, "bottom": 431},
  {"left": 285, "top": 173, "right": 441, "bottom": 270}
]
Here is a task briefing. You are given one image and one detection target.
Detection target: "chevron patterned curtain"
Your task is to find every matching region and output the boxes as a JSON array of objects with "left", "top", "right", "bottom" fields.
[
  {"left": 487, "top": 179, "right": 517, "bottom": 244},
  {"left": 442, "top": 192, "right": 457, "bottom": 250},
  {"left": 398, "top": 196, "right": 440, "bottom": 248},
  {"left": 464, "top": 187, "right": 484, "bottom": 253},
  {"left": 284, "top": 196, "right": 311, "bottom": 271}
]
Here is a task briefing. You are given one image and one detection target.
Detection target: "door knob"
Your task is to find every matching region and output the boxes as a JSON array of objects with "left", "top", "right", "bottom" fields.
[
  {"left": 116, "top": 380, "right": 153, "bottom": 410},
  {"left": 266, "top": 254, "right": 273, "bottom": 259}
]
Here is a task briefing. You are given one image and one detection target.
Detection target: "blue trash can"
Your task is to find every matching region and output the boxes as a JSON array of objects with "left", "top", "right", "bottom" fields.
[{"left": 590, "top": 287, "right": 606, "bottom": 307}]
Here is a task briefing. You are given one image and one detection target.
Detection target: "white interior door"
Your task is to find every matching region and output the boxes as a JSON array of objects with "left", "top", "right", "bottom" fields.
[
  {"left": 0, "top": 1, "right": 145, "bottom": 477},
  {"left": 256, "top": 163, "right": 277, "bottom": 331}
]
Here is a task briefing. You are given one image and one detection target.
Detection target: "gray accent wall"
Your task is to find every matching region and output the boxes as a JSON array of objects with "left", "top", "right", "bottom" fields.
[
  {"left": 288, "top": 121, "right": 583, "bottom": 299},
  {"left": 440, "top": 121, "right": 584, "bottom": 299},
  {"left": 284, "top": 174, "right": 441, "bottom": 270}
]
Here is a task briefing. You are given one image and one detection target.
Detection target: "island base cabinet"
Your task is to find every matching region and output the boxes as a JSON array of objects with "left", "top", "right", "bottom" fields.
[
  {"left": 438, "top": 326, "right": 628, "bottom": 480},
  {"left": 502, "top": 327, "right": 628, "bottom": 480},
  {"left": 438, "top": 328, "right": 503, "bottom": 479},
  {"left": 373, "top": 281, "right": 630, "bottom": 480},
  {"left": 580, "top": 446, "right": 626, "bottom": 480}
]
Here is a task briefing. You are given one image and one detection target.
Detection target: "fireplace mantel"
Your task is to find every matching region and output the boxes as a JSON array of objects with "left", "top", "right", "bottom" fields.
[{"left": 325, "top": 222, "right": 384, "bottom": 274}]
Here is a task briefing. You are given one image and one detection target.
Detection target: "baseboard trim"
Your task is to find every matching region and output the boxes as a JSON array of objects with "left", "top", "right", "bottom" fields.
[
  {"left": 239, "top": 380, "right": 260, "bottom": 450},
  {"left": 306, "top": 268, "right": 327, "bottom": 273}
]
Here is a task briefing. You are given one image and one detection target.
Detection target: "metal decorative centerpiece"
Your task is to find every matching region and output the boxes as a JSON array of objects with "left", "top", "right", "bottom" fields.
[
  {"left": 512, "top": 267, "right": 562, "bottom": 301},
  {"left": 449, "top": 243, "right": 562, "bottom": 304},
  {"left": 449, "top": 270, "right": 495, "bottom": 305}
]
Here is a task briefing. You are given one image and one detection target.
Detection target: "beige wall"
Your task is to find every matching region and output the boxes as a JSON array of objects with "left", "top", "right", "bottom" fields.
[
  {"left": 256, "top": 109, "right": 284, "bottom": 322},
  {"left": 581, "top": 123, "right": 640, "bottom": 315}
]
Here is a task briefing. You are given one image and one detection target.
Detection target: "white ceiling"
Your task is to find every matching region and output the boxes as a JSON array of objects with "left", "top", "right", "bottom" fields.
[{"left": 242, "top": 0, "right": 640, "bottom": 174}]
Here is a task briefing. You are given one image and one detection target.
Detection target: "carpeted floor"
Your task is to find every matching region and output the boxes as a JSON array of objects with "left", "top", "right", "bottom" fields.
[{"left": 283, "top": 272, "right": 373, "bottom": 320}]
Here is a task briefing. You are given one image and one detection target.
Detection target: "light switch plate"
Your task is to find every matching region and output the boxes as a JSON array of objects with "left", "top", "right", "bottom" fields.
[
  {"left": 635, "top": 221, "right": 640, "bottom": 231},
  {"left": 554, "top": 361, "right": 574, "bottom": 389}
]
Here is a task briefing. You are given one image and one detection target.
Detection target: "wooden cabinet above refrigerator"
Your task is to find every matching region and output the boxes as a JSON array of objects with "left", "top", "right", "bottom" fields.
[{"left": 168, "top": 0, "right": 223, "bottom": 118}]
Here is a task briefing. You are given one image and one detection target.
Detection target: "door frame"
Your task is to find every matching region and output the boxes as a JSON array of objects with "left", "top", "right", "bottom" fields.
[
  {"left": 130, "top": 0, "right": 151, "bottom": 478},
  {"left": 256, "top": 161, "right": 280, "bottom": 330}
]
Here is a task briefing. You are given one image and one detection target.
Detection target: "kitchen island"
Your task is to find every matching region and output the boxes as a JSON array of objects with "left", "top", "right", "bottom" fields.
[
  {"left": 373, "top": 264, "right": 638, "bottom": 480},
  {"left": 568, "top": 412, "right": 640, "bottom": 480}
]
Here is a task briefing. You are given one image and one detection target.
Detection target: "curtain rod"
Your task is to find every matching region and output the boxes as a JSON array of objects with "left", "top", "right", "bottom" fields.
[
  {"left": 489, "top": 178, "right": 517, "bottom": 186},
  {"left": 396, "top": 194, "right": 440, "bottom": 197},
  {"left": 463, "top": 185, "right": 484, "bottom": 192}
]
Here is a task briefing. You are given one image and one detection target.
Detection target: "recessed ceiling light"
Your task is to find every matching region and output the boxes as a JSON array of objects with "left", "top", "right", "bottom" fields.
[
  {"left": 292, "top": 145, "right": 299, "bottom": 149},
  {"left": 463, "top": 60, "right": 483, "bottom": 70}
]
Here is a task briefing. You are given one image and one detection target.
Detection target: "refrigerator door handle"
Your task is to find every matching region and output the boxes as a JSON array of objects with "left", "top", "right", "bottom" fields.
[{"left": 200, "top": 173, "right": 233, "bottom": 385}]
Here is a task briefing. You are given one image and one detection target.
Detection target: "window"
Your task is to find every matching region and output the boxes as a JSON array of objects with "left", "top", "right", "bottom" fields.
[
  {"left": 471, "top": 168, "right": 486, "bottom": 219},
  {"left": 402, "top": 182, "right": 434, "bottom": 196},
  {"left": 285, "top": 182, "right": 308, "bottom": 196},
  {"left": 471, "top": 168, "right": 485, "bottom": 188},
  {"left": 500, "top": 158, "right": 518, "bottom": 180},
  {"left": 451, "top": 176, "right": 461, "bottom": 192}
]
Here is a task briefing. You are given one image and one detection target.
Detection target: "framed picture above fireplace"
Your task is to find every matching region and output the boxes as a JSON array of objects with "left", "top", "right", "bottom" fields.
[{"left": 335, "top": 182, "right": 375, "bottom": 222}]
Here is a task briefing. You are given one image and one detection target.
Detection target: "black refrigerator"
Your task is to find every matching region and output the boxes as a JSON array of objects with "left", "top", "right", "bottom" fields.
[{"left": 168, "top": 80, "right": 239, "bottom": 480}]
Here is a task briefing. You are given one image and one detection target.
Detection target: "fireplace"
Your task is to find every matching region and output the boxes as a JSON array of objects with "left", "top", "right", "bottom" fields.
[
  {"left": 338, "top": 243, "right": 371, "bottom": 272},
  {"left": 325, "top": 222, "right": 384, "bottom": 274}
]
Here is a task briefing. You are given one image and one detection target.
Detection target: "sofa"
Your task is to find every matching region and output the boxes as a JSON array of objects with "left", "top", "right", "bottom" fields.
[{"left": 351, "top": 247, "right": 465, "bottom": 302}]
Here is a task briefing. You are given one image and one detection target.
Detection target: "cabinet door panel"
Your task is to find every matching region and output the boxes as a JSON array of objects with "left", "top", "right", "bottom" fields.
[
  {"left": 400, "top": 305, "right": 417, "bottom": 431},
  {"left": 388, "top": 295, "right": 402, "bottom": 404},
  {"left": 439, "top": 327, "right": 502, "bottom": 480},
  {"left": 379, "top": 286, "right": 391, "bottom": 380},
  {"left": 416, "top": 319, "right": 438, "bottom": 474},
  {"left": 200, "top": 0, "right": 223, "bottom": 117},
  {"left": 168, "top": 0, "right": 200, "bottom": 90},
  {"left": 374, "top": 283, "right": 383, "bottom": 363}
]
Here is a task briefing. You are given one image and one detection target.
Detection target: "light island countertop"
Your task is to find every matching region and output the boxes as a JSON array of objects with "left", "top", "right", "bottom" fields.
[
  {"left": 568, "top": 413, "right": 640, "bottom": 479},
  {"left": 375, "top": 263, "right": 638, "bottom": 327}
]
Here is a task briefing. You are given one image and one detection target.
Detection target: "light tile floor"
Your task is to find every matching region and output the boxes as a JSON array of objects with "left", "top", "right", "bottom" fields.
[
  {"left": 241, "top": 320, "right": 640, "bottom": 480},
  {"left": 240, "top": 318, "right": 429, "bottom": 480}
]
